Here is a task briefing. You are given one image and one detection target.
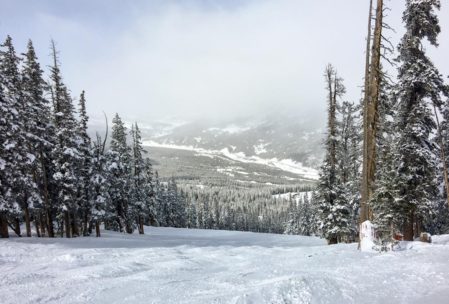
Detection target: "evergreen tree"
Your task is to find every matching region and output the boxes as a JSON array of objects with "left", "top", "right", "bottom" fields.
[
  {"left": 49, "top": 41, "right": 80, "bottom": 238},
  {"left": 0, "top": 36, "right": 23, "bottom": 238},
  {"left": 130, "top": 123, "right": 156, "bottom": 234},
  {"left": 160, "top": 178, "right": 186, "bottom": 227},
  {"left": 76, "top": 91, "right": 92, "bottom": 236},
  {"left": 336, "top": 101, "right": 361, "bottom": 241},
  {"left": 21, "top": 39, "right": 56, "bottom": 237},
  {"left": 90, "top": 133, "right": 110, "bottom": 237},
  {"left": 392, "top": 0, "right": 447, "bottom": 240},
  {"left": 106, "top": 113, "right": 133, "bottom": 233},
  {"left": 316, "top": 64, "right": 353, "bottom": 244},
  {"left": 371, "top": 82, "right": 399, "bottom": 242},
  {"left": 437, "top": 95, "right": 449, "bottom": 232}
]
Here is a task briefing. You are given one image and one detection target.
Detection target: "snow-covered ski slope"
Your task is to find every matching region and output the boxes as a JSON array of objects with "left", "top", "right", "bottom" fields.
[{"left": 1, "top": 228, "right": 449, "bottom": 304}]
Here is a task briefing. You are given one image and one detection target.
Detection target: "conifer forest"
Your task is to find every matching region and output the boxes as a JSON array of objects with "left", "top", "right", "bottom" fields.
[{"left": 1, "top": 1, "right": 449, "bottom": 303}]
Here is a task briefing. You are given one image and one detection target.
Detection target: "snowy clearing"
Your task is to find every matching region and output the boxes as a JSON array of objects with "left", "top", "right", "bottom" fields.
[{"left": 1, "top": 228, "right": 449, "bottom": 304}]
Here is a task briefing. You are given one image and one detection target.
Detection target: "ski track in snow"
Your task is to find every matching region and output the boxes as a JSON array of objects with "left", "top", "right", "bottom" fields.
[{"left": 1, "top": 228, "right": 449, "bottom": 304}]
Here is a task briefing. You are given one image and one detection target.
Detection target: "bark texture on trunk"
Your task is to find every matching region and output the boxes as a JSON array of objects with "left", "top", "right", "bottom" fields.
[
  {"left": 0, "top": 213, "right": 9, "bottom": 238},
  {"left": 95, "top": 221, "right": 101, "bottom": 237},
  {"left": 404, "top": 210, "right": 415, "bottom": 241},
  {"left": 138, "top": 216, "right": 144, "bottom": 235},
  {"left": 24, "top": 205, "right": 32, "bottom": 237},
  {"left": 64, "top": 210, "right": 71, "bottom": 238},
  {"left": 35, "top": 213, "right": 41, "bottom": 237},
  {"left": 360, "top": 0, "right": 383, "bottom": 225}
]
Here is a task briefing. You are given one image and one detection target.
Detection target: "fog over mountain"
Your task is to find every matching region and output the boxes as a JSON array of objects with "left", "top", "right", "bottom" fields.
[{"left": 3, "top": 0, "right": 449, "bottom": 123}]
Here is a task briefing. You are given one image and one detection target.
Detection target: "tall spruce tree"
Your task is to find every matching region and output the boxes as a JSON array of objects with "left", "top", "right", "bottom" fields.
[
  {"left": 21, "top": 39, "right": 56, "bottom": 237},
  {"left": 107, "top": 113, "right": 133, "bottom": 233},
  {"left": 49, "top": 41, "right": 81, "bottom": 238},
  {"left": 316, "top": 64, "right": 353, "bottom": 244},
  {"left": 76, "top": 91, "right": 92, "bottom": 236},
  {"left": 130, "top": 123, "right": 156, "bottom": 234},
  {"left": 337, "top": 101, "right": 361, "bottom": 241},
  {"left": 392, "top": 0, "right": 447, "bottom": 240},
  {"left": 90, "top": 133, "right": 110, "bottom": 237},
  {"left": 0, "top": 36, "right": 23, "bottom": 238}
]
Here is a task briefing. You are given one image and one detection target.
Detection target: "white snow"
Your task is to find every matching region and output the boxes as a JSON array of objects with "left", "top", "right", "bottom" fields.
[
  {"left": 1, "top": 228, "right": 449, "bottom": 304},
  {"left": 254, "top": 142, "right": 268, "bottom": 155}
]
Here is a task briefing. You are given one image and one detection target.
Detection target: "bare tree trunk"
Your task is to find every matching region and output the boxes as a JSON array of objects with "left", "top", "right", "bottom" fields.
[
  {"left": 0, "top": 213, "right": 9, "bottom": 238},
  {"left": 35, "top": 212, "right": 41, "bottom": 237},
  {"left": 328, "top": 237, "right": 338, "bottom": 245},
  {"left": 360, "top": 0, "right": 383, "bottom": 225},
  {"left": 24, "top": 205, "right": 32, "bottom": 237},
  {"left": 40, "top": 150, "right": 54, "bottom": 237},
  {"left": 71, "top": 212, "right": 79, "bottom": 237},
  {"left": 88, "top": 220, "right": 93, "bottom": 235},
  {"left": 13, "top": 218, "right": 21, "bottom": 237},
  {"left": 82, "top": 212, "right": 89, "bottom": 236},
  {"left": 95, "top": 220, "right": 101, "bottom": 237},
  {"left": 46, "top": 209, "right": 54, "bottom": 238},
  {"left": 40, "top": 212, "right": 46, "bottom": 237},
  {"left": 138, "top": 216, "right": 144, "bottom": 234},
  {"left": 64, "top": 210, "right": 71, "bottom": 238},
  {"left": 404, "top": 210, "right": 414, "bottom": 241}
]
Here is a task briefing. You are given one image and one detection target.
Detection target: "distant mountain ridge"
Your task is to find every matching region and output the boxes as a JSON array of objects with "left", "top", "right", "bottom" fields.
[
  {"left": 88, "top": 114, "right": 324, "bottom": 185},
  {"left": 138, "top": 114, "right": 324, "bottom": 169}
]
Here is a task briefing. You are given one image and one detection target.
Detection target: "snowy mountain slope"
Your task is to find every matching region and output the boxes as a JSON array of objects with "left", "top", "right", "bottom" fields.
[
  {"left": 1, "top": 227, "right": 449, "bottom": 304},
  {"left": 138, "top": 115, "right": 324, "bottom": 168},
  {"left": 121, "top": 114, "right": 325, "bottom": 185},
  {"left": 144, "top": 140, "right": 318, "bottom": 180}
]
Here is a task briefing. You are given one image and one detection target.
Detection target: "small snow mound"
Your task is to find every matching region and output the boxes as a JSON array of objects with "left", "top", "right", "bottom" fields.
[{"left": 431, "top": 234, "right": 449, "bottom": 245}]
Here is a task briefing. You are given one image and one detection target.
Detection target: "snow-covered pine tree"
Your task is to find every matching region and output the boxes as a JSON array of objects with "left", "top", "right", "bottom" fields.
[
  {"left": 76, "top": 91, "right": 92, "bottom": 236},
  {"left": 0, "top": 36, "right": 24, "bottom": 238},
  {"left": 106, "top": 113, "right": 133, "bottom": 233},
  {"left": 371, "top": 81, "right": 399, "bottom": 242},
  {"left": 21, "top": 39, "right": 56, "bottom": 237},
  {"left": 162, "top": 178, "right": 188, "bottom": 228},
  {"left": 392, "top": 0, "right": 447, "bottom": 240},
  {"left": 49, "top": 40, "right": 81, "bottom": 238},
  {"left": 316, "top": 64, "right": 353, "bottom": 244},
  {"left": 186, "top": 194, "right": 197, "bottom": 228},
  {"left": 299, "top": 193, "right": 314, "bottom": 236},
  {"left": 437, "top": 94, "right": 449, "bottom": 232},
  {"left": 153, "top": 170, "right": 163, "bottom": 226},
  {"left": 130, "top": 123, "right": 156, "bottom": 234},
  {"left": 89, "top": 133, "right": 110, "bottom": 237},
  {"left": 143, "top": 158, "right": 157, "bottom": 226},
  {"left": 284, "top": 198, "right": 299, "bottom": 235},
  {"left": 337, "top": 101, "right": 361, "bottom": 241}
]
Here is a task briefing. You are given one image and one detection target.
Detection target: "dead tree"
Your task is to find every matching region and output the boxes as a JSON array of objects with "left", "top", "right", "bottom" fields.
[{"left": 360, "top": 0, "right": 383, "bottom": 226}]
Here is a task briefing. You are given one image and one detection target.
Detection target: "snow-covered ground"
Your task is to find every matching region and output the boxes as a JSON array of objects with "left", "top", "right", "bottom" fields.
[{"left": 1, "top": 227, "right": 449, "bottom": 304}]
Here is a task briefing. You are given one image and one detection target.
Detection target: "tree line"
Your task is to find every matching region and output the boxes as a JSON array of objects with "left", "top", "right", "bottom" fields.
[
  {"left": 316, "top": 0, "right": 449, "bottom": 245},
  {"left": 0, "top": 36, "right": 190, "bottom": 238}
]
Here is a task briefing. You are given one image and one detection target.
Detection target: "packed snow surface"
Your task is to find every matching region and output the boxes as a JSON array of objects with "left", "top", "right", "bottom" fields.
[{"left": 1, "top": 227, "right": 449, "bottom": 304}]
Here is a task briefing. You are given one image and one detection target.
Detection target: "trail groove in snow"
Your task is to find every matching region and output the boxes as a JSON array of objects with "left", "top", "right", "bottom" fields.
[{"left": 1, "top": 227, "right": 449, "bottom": 304}]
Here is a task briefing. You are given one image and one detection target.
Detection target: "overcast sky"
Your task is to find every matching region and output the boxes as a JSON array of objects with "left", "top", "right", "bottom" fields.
[{"left": 1, "top": 0, "right": 449, "bottom": 123}]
